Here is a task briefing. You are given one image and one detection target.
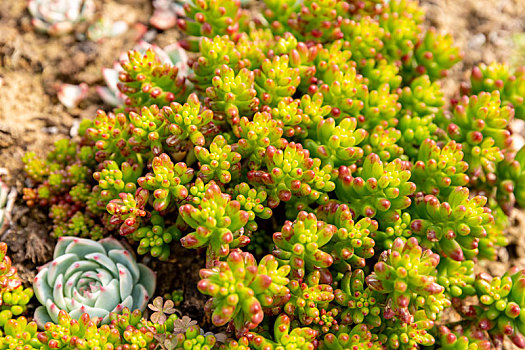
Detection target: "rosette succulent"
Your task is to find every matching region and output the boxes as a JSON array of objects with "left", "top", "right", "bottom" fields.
[
  {"left": 28, "top": 0, "right": 95, "bottom": 35},
  {"left": 33, "top": 237, "right": 156, "bottom": 326}
]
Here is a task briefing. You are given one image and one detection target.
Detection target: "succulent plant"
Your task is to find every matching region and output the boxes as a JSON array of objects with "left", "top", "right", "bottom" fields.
[
  {"left": 230, "top": 182, "right": 272, "bottom": 233},
  {"left": 437, "top": 258, "right": 475, "bottom": 298},
  {"left": 361, "top": 124, "right": 404, "bottom": 162},
  {"left": 334, "top": 269, "right": 382, "bottom": 328},
  {"left": 371, "top": 212, "right": 413, "bottom": 251},
  {"left": 28, "top": 0, "right": 95, "bottom": 36},
  {"left": 19, "top": 0, "right": 525, "bottom": 348},
  {"left": 437, "top": 325, "right": 492, "bottom": 350},
  {"left": 472, "top": 269, "right": 525, "bottom": 347},
  {"left": 131, "top": 212, "right": 181, "bottom": 260},
  {"left": 284, "top": 270, "right": 334, "bottom": 326},
  {"left": 194, "top": 135, "right": 242, "bottom": 185},
  {"left": 303, "top": 117, "right": 366, "bottom": 167},
  {"left": 33, "top": 237, "right": 156, "bottom": 326},
  {"left": 205, "top": 65, "right": 259, "bottom": 125},
  {"left": 411, "top": 139, "right": 469, "bottom": 199},
  {"left": 178, "top": 0, "right": 241, "bottom": 51},
  {"left": 254, "top": 55, "right": 301, "bottom": 107},
  {"left": 320, "top": 324, "right": 382, "bottom": 350},
  {"left": 235, "top": 111, "right": 286, "bottom": 168},
  {"left": 316, "top": 202, "right": 377, "bottom": 271},
  {"left": 0, "top": 316, "right": 40, "bottom": 350},
  {"left": 410, "top": 187, "right": 493, "bottom": 261},
  {"left": 469, "top": 63, "right": 525, "bottom": 120},
  {"left": 106, "top": 188, "right": 150, "bottom": 236},
  {"left": 248, "top": 143, "right": 335, "bottom": 208},
  {"left": 0, "top": 243, "right": 22, "bottom": 304},
  {"left": 57, "top": 83, "right": 88, "bottom": 109},
  {"left": 378, "top": 310, "right": 436, "bottom": 349},
  {"left": 366, "top": 237, "right": 446, "bottom": 323},
  {"left": 1, "top": 286, "right": 34, "bottom": 319},
  {"left": 248, "top": 314, "right": 318, "bottom": 350},
  {"left": 174, "top": 324, "right": 218, "bottom": 350},
  {"left": 97, "top": 42, "right": 189, "bottom": 108},
  {"left": 150, "top": 0, "right": 182, "bottom": 31},
  {"left": 336, "top": 153, "right": 415, "bottom": 223},
  {"left": 413, "top": 28, "right": 462, "bottom": 80},
  {"left": 444, "top": 91, "right": 512, "bottom": 183},
  {"left": 118, "top": 49, "right": 187, "bottom": 112},
  {"left": 198, "top": 250, "right": 290, "bottom": 332},
  {"left": 273, "top": 211, "right": 336, "bottom": 280},
  {"left": 138, "top": 153, "right": 194, "bottom": 211},
  {"left": 179, "top": 181, "right": 249, "bottom": 264}
]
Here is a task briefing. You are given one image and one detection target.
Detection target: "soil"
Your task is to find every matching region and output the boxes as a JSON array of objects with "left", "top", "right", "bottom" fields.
[{"left": 1, "top": 0, "right": 525, "bottom": 346}]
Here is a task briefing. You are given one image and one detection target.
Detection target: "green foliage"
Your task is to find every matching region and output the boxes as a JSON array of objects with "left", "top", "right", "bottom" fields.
[
  {"left": 119, "top": 49, "right": 186, "bottom": 112},
  {"left": 179, "top": 181, "right": 249, "bottom": 264},
  {"left": 336, "top": 153, "right": 415, "bottom": 223},
  {"left": 410, "top": 187, "right": 493, "bottom": 261},
  {"left": 178, "top": 0, "right": 241, "bottom": 51},
  {"left": 273, "top": 211, "right": 336, "bottom": 279},
  {"left": 443, "top": 91, "right": 512, "bottom": 183},
  {"left": 198, "top": 250, "right": 289, "bottom": 331},
  {"left": 334, "top": 270, "right": 381, "bottom": 328},
  {"left": 20, "top": 0, "right": 525, "bottom": 348},
  {"left": 366, "top": 237, "right": 446, "bottom": 323}
]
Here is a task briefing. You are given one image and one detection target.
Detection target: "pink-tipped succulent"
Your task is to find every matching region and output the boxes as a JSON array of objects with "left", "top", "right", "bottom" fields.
[
  {"left": 97, "top": 42, "right": 189, "bottom": 108},
  {"left": 28, "top": 0, "right": 95, "bottom": 36},
  {"left": 273, "top": 211, "right": 336, "bottom": 280},
  {"left": 33, "top": 237, "right": 156, "bottom": 327},
  {"left": 179, "top": 181, "right": 249, "bottom": 265},
  {"left": 366, "top": 237, "right": 445, "bottom": 323},
  {"left": 198, "top": 250, "right": 290, "bottom": 332}
]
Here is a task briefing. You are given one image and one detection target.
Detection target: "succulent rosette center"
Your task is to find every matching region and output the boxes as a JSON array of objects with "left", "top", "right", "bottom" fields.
[{"left": 33, "top": 237, "right": 156, "bottom": 327}]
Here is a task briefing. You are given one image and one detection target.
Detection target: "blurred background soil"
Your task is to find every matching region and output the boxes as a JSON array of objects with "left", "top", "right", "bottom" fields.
[{"left": 2, "top": 0, "right": 525, "bottom": 341}]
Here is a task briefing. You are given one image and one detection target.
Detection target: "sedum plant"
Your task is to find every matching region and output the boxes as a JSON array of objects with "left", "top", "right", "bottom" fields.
[
  {"left": 198, "top": 250, "right": 289, "bottom": 332},
  {"left": 19, "top": 0, "right": 525, "bottom": 348}
]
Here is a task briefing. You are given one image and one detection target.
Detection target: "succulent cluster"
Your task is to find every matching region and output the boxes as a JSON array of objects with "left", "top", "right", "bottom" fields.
[
  {"left": 0, "top": 308, "right": 157, "bottom": 350},
  {"left": 17, "top": 0, "right": 525, "bottom": 349},
  {"left": 0, "top": 243, "right": 33, "bottom": 326}
]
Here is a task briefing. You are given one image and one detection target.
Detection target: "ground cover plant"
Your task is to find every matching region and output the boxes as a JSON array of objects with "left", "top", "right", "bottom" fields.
[{"left": 8, "top": 0, "right": 525, "bottom": 349}]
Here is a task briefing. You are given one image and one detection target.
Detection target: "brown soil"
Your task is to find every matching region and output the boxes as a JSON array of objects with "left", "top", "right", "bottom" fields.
[{"left": 2, "top": 0, "right": 525, "bottom": 344}]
